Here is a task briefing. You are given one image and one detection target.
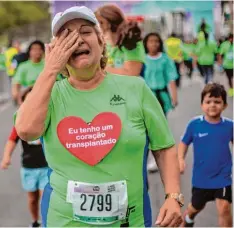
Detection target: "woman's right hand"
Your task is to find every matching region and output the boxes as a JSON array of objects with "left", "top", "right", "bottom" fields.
[{"left": 44, "top": 29, "right": 79, "bottom": 74}]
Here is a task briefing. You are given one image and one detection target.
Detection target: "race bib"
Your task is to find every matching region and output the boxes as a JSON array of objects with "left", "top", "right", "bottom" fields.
[{"left": 67, "top": 180, "right": 128, "bottom": 225}]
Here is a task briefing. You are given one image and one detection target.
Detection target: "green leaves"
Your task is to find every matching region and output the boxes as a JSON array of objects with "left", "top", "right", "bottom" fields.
[{"left": 0, "top": 1, "right": 50, "bottom": 33}]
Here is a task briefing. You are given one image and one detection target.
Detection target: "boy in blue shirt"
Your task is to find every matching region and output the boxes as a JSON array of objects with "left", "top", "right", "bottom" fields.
[{"left": 178, "top": 83, "right": 233, "bottom": 227}]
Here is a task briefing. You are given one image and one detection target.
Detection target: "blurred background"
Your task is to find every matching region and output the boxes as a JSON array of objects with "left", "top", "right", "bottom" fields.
[
  {"left": 0, "top": 1, "right": 233, "bottom": 45},
  {"left": 0, "top": 1, "right": 233, "bottom": 227}
]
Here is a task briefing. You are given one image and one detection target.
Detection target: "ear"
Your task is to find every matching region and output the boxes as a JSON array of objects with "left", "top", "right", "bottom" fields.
[{"left": 223, "top": 103, "right": 228, "bottom": 110}]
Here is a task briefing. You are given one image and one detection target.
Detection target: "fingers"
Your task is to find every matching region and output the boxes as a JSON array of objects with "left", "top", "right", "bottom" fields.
[
  {"left": 57, "top": 29, "right": 69, "bottom": 45},
  {"left": 155, "top": 208, "right": 167, "bottom": 226},
  {"left": 63, "top": 31, "right": 79, "bottom": 51},
  {"left": 45, "top": 44, "right": 51, "bottom": 56},
  {"left": 67, "top": 37, "right": 80, "bottom": 55},
  {"left": 159, "top": 211, "right": 174, "bottom": 227},
  {"left": 168, "top": 215, "right": 183, "bottom": 227},
  {"left": 60, "top": 30, "right": 78, "bottom": 49}
]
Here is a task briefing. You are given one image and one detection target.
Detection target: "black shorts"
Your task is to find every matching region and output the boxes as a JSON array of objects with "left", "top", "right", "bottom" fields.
[{"left": 191, "top": 185, "right": 232, "bottom": 210}]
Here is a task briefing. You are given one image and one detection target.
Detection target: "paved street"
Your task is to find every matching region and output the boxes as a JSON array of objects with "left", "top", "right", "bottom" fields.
[{"left": 0, "top": 72, "right": 232, "bottom": 227}]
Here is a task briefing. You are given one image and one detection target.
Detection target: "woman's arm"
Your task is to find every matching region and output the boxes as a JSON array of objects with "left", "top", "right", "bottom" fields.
[
  {"left": 15, "top": 70, "right": 57, "bottom": 141},
  {"left": 106, "top": 61, "right": 143, "bottom": 76},
  {"left": 15, "top": 29, "right": 80, "bottom": 141},
  {"left": 152, "top": 145, "right": 180, "bottom": 193},
  {"left": 169, "top": 80, "right": 178, "bottom": 107}
]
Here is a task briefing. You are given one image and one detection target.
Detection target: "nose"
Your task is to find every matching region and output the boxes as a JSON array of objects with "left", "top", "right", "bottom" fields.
[{"left": 77, "top": 35, "right": 85, "bottom": 47}]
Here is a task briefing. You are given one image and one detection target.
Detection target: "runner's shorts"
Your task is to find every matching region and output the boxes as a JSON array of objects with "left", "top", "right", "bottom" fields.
[
  {"left": 191, "top": 185, "right": 232, "bottom": 210},
  {"left": 20, "top": 167, "right": 49, "bottom": 192}
]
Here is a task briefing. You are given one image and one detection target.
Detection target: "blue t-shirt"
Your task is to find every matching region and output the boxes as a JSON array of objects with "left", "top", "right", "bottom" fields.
[{"left": 182, "top": 115, "right": 233, "bottom": 189}]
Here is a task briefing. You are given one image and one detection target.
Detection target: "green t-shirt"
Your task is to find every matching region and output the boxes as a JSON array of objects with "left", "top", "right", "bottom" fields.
[
  {"left": 13, "top": 60, "right": 44, "bottom": 86},
  {"left": 195, "top": 41, "right": 217, "bottom": 65},
  {"left": 107, "top": 41, "right": 145, "bottom": 68},
  {"left": 144, "top": 53, "right": 178, "bottom": 89},
  {"left": 40, "top": 74, "right": 175, "bottom": 227},
  {"left": 219, "top": 41, "right": 233, "bottom": 69},
  {"left": 182, "top": 43, "right": 195, "bottom": 61},
  {"left": 144, "top": 53, "right": 178, "bottom": 114},
  {"left": 164, "top": 37, "right": 183, "bottom": 63}
]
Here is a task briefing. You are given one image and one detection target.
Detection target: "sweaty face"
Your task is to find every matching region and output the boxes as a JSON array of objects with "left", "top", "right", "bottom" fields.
[
  {"left": 201, "top": 94, "right": 226, "bottom": 118},
  {"left": 60, "top": 19, "right": 103, "bottom": 70},
  {"left": 29, "top": 44, "right": 44, "bottom": 60},
  {"left": 147, "top": 35, "right": 160, "bottom": 54}
]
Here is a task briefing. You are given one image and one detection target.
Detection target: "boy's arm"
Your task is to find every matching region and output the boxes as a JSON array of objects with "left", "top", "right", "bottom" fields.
[
  {"left": 1, "top": 140, "right": 17, "bottom": 169},
  {"left": 1, "top": 127, "right": 19, "bottom": 169},
  {"left": 178, "top": 142, "right": 189, "bottom": 174},
  {"left": 178, "top": 120, "right": 194, "bottom": 174}
]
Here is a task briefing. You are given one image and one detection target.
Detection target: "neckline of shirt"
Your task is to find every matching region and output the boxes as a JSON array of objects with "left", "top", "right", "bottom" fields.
[
  {"left": 147, "top": 53, "right": 162, "bottom": 60},
  {"left": 63, "top": 72, "right": 110, "bottom": 94}
]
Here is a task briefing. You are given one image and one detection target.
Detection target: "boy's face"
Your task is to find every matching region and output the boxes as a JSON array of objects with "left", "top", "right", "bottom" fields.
[{"left": 201, "top": 94, "right": 227, "bottom": 118}]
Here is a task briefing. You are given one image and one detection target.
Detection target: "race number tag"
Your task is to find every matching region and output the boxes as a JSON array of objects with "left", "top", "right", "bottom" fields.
[{"left": 67, "top": 180, "right": 128, "bottom": 225}]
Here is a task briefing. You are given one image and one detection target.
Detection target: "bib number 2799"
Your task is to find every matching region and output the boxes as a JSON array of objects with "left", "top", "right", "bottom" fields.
[{"left": 80, "top": 193, "right": 112, "bottom": 212}]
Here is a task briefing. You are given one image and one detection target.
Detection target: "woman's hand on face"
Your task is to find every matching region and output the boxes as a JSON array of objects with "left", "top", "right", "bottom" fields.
[{"left": 44, "top": 29, "right": 79, "bottom": 75}]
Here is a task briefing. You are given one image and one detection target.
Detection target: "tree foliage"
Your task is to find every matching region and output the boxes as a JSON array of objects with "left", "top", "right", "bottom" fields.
[{"left": 0, "top": 1, "right": 50, "bottom": 33}]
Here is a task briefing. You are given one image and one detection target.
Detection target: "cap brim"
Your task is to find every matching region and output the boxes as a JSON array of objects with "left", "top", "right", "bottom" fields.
[{"left": 52, "top": 11, "right": 97, "bottom": 36}]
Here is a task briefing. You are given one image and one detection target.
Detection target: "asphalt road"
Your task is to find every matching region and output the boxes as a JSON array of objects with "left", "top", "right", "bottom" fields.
[{"left": 0, "top": 72, "right": 232, "bottom": 227}]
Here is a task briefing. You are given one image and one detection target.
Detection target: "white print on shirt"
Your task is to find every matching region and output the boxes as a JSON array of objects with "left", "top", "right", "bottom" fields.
[{"left": 198, "top": 133, "right": 208, "bottom": 138}]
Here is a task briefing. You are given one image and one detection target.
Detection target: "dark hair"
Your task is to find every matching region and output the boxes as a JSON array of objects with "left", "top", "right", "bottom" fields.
[
  {"left": 27, "top": 40, "right": 45, "bottom": 55},
  {"left": 201, "top": 83, "right": 227, "bottom": 104},
  {"left": 171, "top": 33, "right": 177, "bottom": 38},
  {"left": 200, "top": 22, "right": 206, "bottom": 32},
  {"left": 95, "top": 5, "right": 142, "bottom": 50},
  {"left": 204, "top": 32, "right": 209, "bottom": 45},
  {"left": 228, "top": 33, "right": 233, "bottom": 42},
  {"left": 143, "top": 33, "right": 164, "bottom": 53},
  {"left": 21, "top": 87, "right": 33, "bottom": 102}
]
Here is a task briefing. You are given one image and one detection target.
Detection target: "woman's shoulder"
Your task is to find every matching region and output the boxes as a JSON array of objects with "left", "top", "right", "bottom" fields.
[{"left": 108, "top": 73, "right": 145, "bottom": 88}]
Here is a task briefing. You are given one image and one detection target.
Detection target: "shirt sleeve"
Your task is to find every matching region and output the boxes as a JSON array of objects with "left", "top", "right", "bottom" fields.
[
  {"left": 13, "top": 64, "right": 25, "bottom": 85},
  {"left": 165, "top": 55, "right": 178, "bottom": 83},
  {"left": 123, "top": 41, "right": 145, "bottom": 63},
  {"left": 181, "top": 121, "right": 194, "bottom": 145},
  {"left": 218, "top": 42, "right": 227, "bottom": 55},
  {"left": 9, "top": 127, "right": 20, "bottom": 143},
  {"left": 142, "top": 82, "right": 175, "bottom": 150}
]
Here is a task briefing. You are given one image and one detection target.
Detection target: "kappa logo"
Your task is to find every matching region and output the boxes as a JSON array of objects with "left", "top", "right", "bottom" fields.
[{"left": 110, "top": 95, "right": 126, "bottom": 106}]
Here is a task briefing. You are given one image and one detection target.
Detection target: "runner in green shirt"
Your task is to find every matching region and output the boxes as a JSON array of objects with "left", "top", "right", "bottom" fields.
[
  {"left": 15, "top": 6, "right": 183, "bottom": 227},
  {"left": 95, "top": 5, "right": 145, "bottom": 76},
  {"left": 195, "top": 32, "right": 217, "bottom": 84},
  {"left": 142, "top": 32, "right": 178, "bottom": 173},
  {"left": 183, "top": 40, "right": 195, "bottom": 79},
  {"left": 12, "top": 40, "right": 45, "bottom": 105},
  {"left": 218, "top": 34, "right": 233, "bottom": 97},
  {"left": 143, "top": 33, "right": 178, "bottom": 115}
]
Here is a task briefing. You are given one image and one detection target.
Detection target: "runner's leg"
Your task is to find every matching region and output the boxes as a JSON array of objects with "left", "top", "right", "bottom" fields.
[
  {"left": 216, "top": 199, "right": 232, "bottom": 227},
  {"left": 27, "top": 191, "right": 40, "bottom": 223},
  {"left": 215, "top": 186, "right": 232, "bottom": 227}
]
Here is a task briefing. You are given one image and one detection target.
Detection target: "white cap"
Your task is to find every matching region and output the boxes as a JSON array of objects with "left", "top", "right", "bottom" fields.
[{"left": 52, "top": 6, "right": 99, "bottom": 36}]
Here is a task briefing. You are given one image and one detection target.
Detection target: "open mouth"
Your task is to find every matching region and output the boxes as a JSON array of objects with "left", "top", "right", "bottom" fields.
[{"left": 72, "top": 49, "right": 90, "bottom": 59}]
